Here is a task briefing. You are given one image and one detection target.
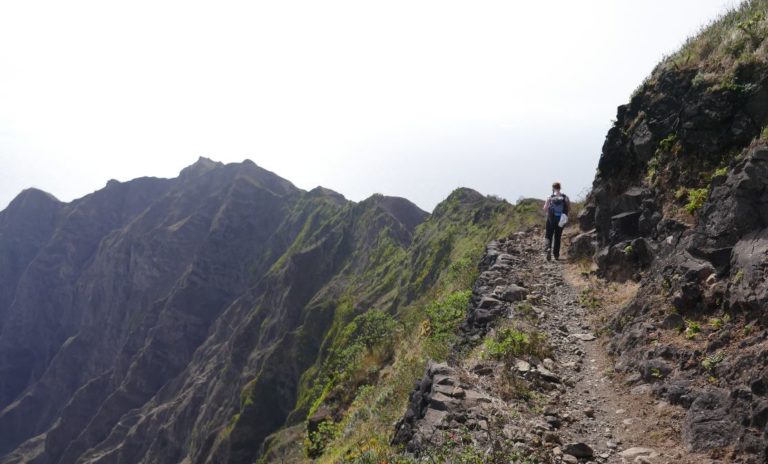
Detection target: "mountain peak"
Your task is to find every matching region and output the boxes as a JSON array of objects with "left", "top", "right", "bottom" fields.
[
  {"left": 179, "top": 157, "right": 224, "bottom": 179},
  {"left": 4, "top": 188, "right": 60, "bottom": 214},
  {"left": 361, "top": 194, "right": 429, "bottom": 232}
]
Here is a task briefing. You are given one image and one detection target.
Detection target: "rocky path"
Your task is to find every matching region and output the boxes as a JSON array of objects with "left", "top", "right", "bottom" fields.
[{"left": 395, "top": 228, "right": 710, "bottom": 463}]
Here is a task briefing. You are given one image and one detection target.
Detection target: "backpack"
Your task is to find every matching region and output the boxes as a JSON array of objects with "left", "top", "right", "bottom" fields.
[{"left": 549, "top": 194, "right": 567, "bottom": 219}]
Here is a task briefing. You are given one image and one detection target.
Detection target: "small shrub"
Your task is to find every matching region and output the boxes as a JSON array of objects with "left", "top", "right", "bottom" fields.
[
  {"left": 658, "top": 134, "right": 678, "bottom": 152},
  {"left": 685, "top": 188, "right": 709, "bottom": 214},
  {"left": 422, "top": 290, "right": 472, "bottom": 359},
  {"left": 485, "top": 328, "right": 551, "bottom": 362},
  {"left": 737, "top": 11, "right": 766, "bottom": 48},
  {"left": 579, "top": 287, "right": 603, "bottom": 312},
  {"left": 305, "top": 420, "right": 340, "bottom": 458},
  {"left": 712, "top": 166, "right": 728, "bottom": 178},
  {"left": 514, "top": 302, "right": 537, "bottom": 320},
  {"left": 702, "top": 352, "right": 725, "bottom": 372},
  {"left": 709, "top": 318, "right": 723, "bottom": 330},
  {"left": 685, "top": 320, "right": 701, "bottom": 340}
]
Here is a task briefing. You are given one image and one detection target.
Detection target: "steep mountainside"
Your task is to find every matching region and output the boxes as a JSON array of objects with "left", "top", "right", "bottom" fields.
[
  {"left": 576, "top": 1, "right": 768, "bottom": 461},
  {"left": 0, "top": 158, "right": 536, "bottom": 463}
]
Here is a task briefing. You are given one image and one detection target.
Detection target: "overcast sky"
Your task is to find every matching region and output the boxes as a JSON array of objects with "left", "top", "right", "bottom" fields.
[{"left": 0, "top": 0, "right": 738, "bottom": 212}]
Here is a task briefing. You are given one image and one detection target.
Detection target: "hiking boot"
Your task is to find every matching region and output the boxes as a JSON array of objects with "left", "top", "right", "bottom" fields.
[{"left": 546, "top": 249, "right": 552, "bottom": 261}]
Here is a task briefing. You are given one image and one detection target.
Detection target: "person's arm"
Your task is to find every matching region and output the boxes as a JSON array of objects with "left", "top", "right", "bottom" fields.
[{"left": 543, "top": 197, "right": 550, "bottom": 211}]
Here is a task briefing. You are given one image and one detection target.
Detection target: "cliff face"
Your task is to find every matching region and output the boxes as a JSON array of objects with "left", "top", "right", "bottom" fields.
[
  {"left": 0, "top": 157, "right": 523, "bottom": 464},
  {"left": 579, "top": 2, "right": 768, "bottom": 460}
]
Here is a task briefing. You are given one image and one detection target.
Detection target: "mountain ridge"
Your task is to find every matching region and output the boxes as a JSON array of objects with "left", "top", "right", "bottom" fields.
[{"left": 0, "top": 158, "right": 526, "bottom": 464}]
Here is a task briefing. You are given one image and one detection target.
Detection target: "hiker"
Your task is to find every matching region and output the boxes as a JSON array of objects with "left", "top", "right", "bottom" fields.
[{"left": 542, "top": 182, "right": 570, "bottom": 261}]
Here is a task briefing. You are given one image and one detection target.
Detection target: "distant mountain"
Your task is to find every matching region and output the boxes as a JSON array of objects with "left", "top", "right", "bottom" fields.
[{"left": 0, "top": 157, "right": 530, "bottom": 463}]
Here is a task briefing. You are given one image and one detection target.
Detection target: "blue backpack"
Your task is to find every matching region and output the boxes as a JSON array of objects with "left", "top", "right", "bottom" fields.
[{"left": 549, "top": 194, "right": 567, "bottom": 219}]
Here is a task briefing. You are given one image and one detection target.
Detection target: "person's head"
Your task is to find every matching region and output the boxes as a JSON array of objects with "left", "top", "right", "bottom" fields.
[{"left": 552, "top": 182, "right": 561, "bottom": 193}]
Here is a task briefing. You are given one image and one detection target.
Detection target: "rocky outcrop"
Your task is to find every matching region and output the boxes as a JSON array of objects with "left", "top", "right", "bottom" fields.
[
  {"left": 577, "top": 16, "right": 768, "bottom": 461},
  {"left": 581, "top": 58, "right": 768, "bottom": 282}
]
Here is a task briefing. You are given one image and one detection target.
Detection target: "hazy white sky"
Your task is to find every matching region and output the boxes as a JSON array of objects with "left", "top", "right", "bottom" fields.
[{"left": 0, "top": 0, "right": 737, "bottom": 211}]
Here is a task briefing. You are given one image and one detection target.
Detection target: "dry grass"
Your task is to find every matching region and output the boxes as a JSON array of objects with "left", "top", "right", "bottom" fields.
[
  {"left": 656, "top": 0, "right": 768, "bottom": 77},
  {"left": 563, "top": 262, "right": 639, "bottom": 322}
]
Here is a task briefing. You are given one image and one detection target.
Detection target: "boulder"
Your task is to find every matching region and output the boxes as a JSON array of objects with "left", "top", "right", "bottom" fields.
[
  {"left": 569, "top": 229, "right": 598, "bottom": 260},
  {"left": 578, "top": 204, "right": 596, "bottom": 231},
  {"left": 493, "top": 284, "right": 528, "bottom": 302},
  {"left": 562, "top": 442, "right": 594, "bottom": 458},
  {"left": 610, "top": 211, "right": 641, "bottom": 242}
]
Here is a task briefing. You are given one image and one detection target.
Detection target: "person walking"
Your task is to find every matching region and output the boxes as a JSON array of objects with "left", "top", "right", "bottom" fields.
[{"left": 543, "top": 182, "right": 570, "bottom": 261}]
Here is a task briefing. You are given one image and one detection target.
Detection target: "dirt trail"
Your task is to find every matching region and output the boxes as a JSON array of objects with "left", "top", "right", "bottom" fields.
[
  {"left": 395, "top": 227, "right": 714, "bottom": 463},
  {"left": 539, "top": 251, "right": 700, "bottom": 464}
]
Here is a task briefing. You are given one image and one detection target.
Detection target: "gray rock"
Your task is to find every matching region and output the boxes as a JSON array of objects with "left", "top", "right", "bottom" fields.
[
  {"left": 562, "top": 442, "right": 594, "bottom": 458},
  {"left": 494, "top": 284, "right": 528, "bottom": 302},
  {"left": 570, "top": 230, "right": 598, "bottom": 260}
]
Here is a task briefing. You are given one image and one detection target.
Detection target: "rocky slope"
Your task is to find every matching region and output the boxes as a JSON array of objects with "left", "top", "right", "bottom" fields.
[
  {"left": 0, "top": 158, "right": 532, "bottom": 463},
  {"left": 575, "top": 2, "right": 768, "bottom": 462}
]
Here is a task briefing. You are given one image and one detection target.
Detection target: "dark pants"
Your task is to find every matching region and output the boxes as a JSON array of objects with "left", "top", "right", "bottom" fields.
[{"left": 545, "top": 219, "right": 564, "bottom": 258}]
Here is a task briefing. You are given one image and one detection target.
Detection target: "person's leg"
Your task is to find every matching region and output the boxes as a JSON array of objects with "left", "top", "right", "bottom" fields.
[
  {"left": 544, "top": 220, "right": 554, "bottom": 260},
  {"left": 553, "top": 225, "right": 563, "bottom": 259}
]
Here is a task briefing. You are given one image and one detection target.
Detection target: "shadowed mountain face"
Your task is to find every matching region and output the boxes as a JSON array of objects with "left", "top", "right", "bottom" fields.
[{"left": 0, "top": 158, "right": 510, "bottom": 464}]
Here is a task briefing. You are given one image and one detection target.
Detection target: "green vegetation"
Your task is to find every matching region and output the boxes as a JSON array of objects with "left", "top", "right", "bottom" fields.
[
  {"left": 702, "top": 351, "right": 725, "bottom": 372},
  {"left": 664, "top": 1, "right": 768, "bottom": 72},
  {"left": 335, "top": 427, "right": 541, "bottom": 464},
  {"left": 710, "top": 317, "right": 724, "bottom": 330},
  {"left": 658, "top": 134, "right": 679, "bottom": 153},
  {"left": 685, "top": 319, "right": 702, "bottom": 340},
  {"left": 712, "top": 166, "right": 729, "bottom": 178},
  {"left": 578, "top": 287, "right": 603, "bottom": 312},
  {"left": 305, "top": 420, "right": 340, "bottom": 458},
  {"left": 272, "top": 190, "right": 546, "bottom": 463},
  {"left": 421, "top": 290, "right": 472, "bottom": 360},
  {"left": 514, "top": 301, "right": 538, "bottom": 320},
  {"left": 485, "top": 328, "right": 551, "bottom": 362},
  {"left": 685, "top": 187, "right": 709, "bottom": 214}
]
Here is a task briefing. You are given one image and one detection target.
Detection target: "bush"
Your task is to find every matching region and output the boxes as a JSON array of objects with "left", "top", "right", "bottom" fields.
[
  {"left": 421, "top": 290, "right": 471, "bottom": 359},
  {"left": 685, "top": 187, "right": 709, "bottom": 214},
  {"left": 485, "top": 328, "right": 551, "bottom": 362},
  {"left": 305, "top": 420, "right": 340, "bottom": 458}
]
